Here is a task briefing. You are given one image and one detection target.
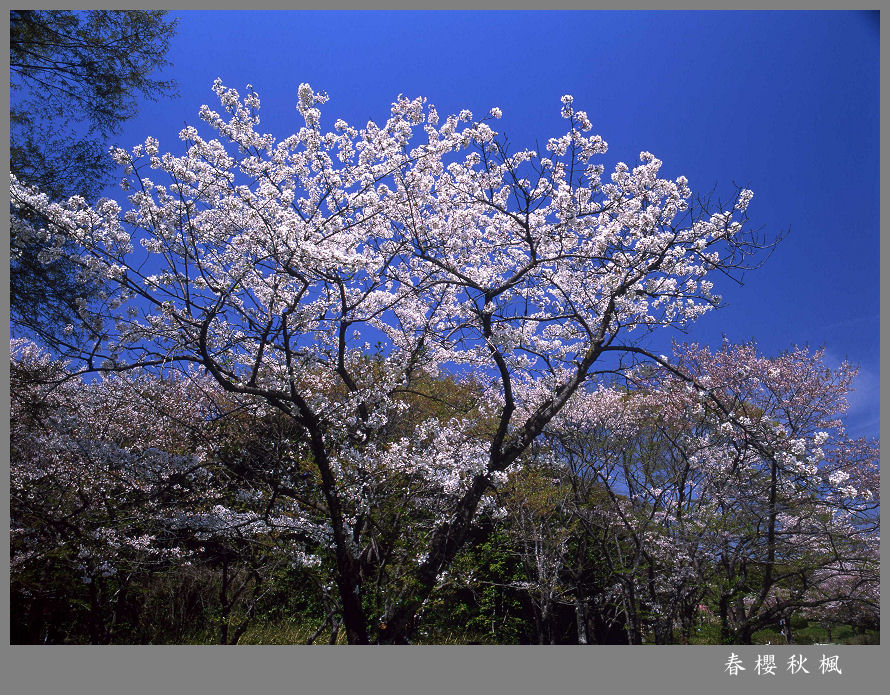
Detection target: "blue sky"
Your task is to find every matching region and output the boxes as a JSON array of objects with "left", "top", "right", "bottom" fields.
[{"left": 106, "top": 10, "right": 880, "bottom": 438}]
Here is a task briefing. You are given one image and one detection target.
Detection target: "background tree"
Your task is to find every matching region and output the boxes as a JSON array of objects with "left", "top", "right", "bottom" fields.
[
  {"left": 634, "top": 342, "right": 879, "bottom": 643},
  {"left": 9, "top": 10, "right": 178, "bottom": 343},
  {"left": 546, "top": 385, "right": 708, "bottom": 644},
  {"left": 540, "top": 342, "right": 880, "bottom": 645},
  {"left": 10, "top": 335, "right": 876, "bottom": 643},
  {"left": 497, "top": 463, "right": 578, "bottom": 644},
  {"left": 10, "top": 339, "right": 212, "bottom": 642},
  {"left": 9, "top": 338, "right": 326, "bottom": 644}
]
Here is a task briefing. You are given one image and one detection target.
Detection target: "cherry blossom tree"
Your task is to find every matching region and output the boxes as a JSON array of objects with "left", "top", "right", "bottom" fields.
[
  {"left": 10, "top": 81, "right": 776, "bottom": 643},
  {"left": 10, "top": 340, "right": 318, "bottom": 643},
  {"left": 542, "top": 341, "right": 879, "bottom": 644},
  {"left": 10, "top": 339, "right": 217, "bottom": 641},
  {"left": 661, "top": 343, "right": 879, "bottom": 643},
  {"left": 800, "top": 552, "right": 880, "bottom": 641},
  {"left": 494, "top": 463, "right": 579, "bottom": 644},
  {"left": 545, "top": 384, "right": 714, "bottom": 643}
]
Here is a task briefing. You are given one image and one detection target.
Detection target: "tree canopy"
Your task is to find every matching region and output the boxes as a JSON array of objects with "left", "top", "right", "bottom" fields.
[
  {"left": 10, "top": 10, "right": 178, "bottom": 343},
  {"left": 10, "top": 10, "right": 178, "bottom": 199}
]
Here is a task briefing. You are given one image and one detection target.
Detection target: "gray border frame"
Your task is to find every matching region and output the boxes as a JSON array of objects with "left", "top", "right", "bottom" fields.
[{"left": 2, "top": 4, "right": 885, "bottom": 694}]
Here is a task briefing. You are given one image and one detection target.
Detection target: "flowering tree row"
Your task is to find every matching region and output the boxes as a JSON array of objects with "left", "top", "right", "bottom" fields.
[
  {"left": 532, "top": 341, "right": 879, "bottom": 643},
  {"left": 11, "top": 339, "right": 315, "bottom": 642},
  {"left": 10, "top": 338, "right": 877, "bottom": 643}
]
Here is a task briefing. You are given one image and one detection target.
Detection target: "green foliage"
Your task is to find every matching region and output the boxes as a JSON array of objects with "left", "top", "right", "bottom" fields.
[
  {"left": 9, "top": 10, "right": 178, "bottom": 343},
  {"left": 750, "top": 619, "right": 878, "bottom": 646},
  {"left": 10, "top": 10, "right": 178, "bottom": 199},
  {"left": 790, "top": 613, "right": 810, "bottom": 630},
  {"left": 415, "top": 527, "right": 529, "bottom": 644}
]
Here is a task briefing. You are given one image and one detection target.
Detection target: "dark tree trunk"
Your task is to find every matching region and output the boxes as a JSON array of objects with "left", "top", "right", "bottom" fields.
[
  {"left": 87, "top": 579, "right": 108, "bottom": 644},
  {"left": 624, "top": 585, "right": 643, "bottom": 645},
  {"left": 653, "top": 616, "right": 674, "bottom": 645},
  {"left": 532, "top": 604, "right": 546, "bottom": 645},
  {"left": 328, "top": 616, "right": 341, "bottom": 644},
  {"left": 591, "top": 607, "right": 628, "bottom": 644},
  {"left": 737, "top": 623, "right": 754, "bottom": 645},
  {"left": 376, "top": 474, "right": 492, "bottom": 644},
  {"left": 678, "top": 602, "right": 696, "bottom": 644},
  {"left": 782, "top": 615, "right": 793, "bottom": 644},
  {"left": 719, "top": 595, "right": 732, "bottom": 644},
  {"left": 219, "top": 557, "right": 230, "bottom": 645},
  {"left": 575, "top": 590, "right": 589, "bottom": 645},
  {"left": 334, "top": 568, "right": 368, "bottom": 644},
  {"left": 299, "top": 415, "right": 370, "bottom": 644}
]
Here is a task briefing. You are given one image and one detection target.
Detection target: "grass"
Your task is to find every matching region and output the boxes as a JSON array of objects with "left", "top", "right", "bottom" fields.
[
  {"left": 236, "top": 618, "right": 349, "bottom": 645},
  {"left": 175, "top": 617, "right": 878, "bottom": 645},
  {"left": 750, "top": 621, "right": 878, "bottom": 646}
]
